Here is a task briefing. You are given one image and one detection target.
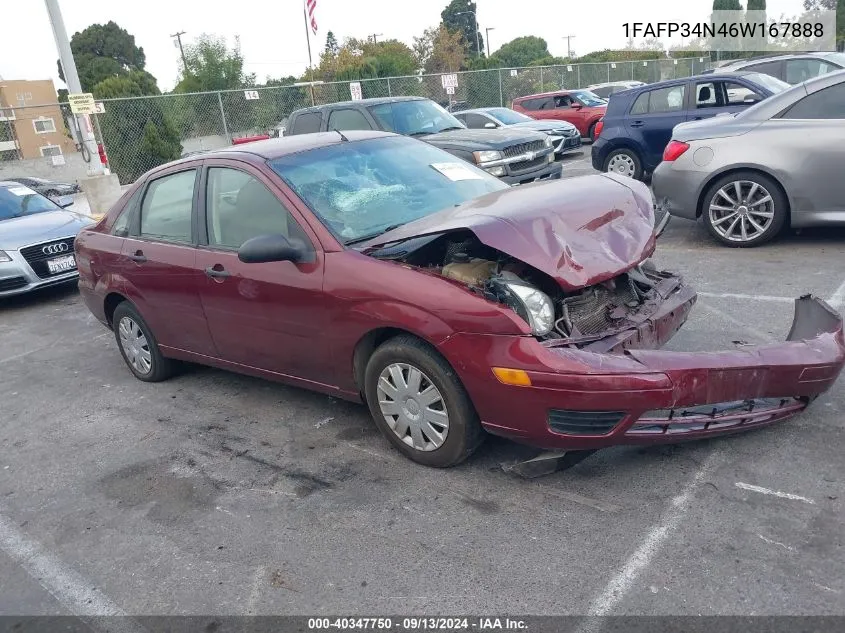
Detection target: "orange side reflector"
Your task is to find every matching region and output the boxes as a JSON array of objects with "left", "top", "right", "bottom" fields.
[{"left": 492, "top": 367, "right": 532, "bottom": 387}]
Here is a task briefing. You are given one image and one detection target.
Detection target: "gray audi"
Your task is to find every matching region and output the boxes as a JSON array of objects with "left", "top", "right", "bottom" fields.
[{"left": 0, "top": 181, "right": 93, "bottom": 297}]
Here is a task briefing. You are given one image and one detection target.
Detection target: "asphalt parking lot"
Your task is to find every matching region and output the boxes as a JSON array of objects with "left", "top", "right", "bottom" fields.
[{"left": 1, "top": 154, "right": 844, "bottom": 621}]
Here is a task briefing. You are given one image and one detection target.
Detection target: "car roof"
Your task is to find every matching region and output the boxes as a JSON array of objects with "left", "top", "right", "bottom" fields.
[
  {"left": 293, "top": 95, "right": 426, "bottom": 114},
  {"left": 144, "top": 131, "right": 398, "bottom": 176},
  {"left": 515, "top": 88, "right": 584, "bottom": 99},
  {"left": 718, "top": 52, "right": 838, "bottom": 68},
  {"left": 457, "top": 107, "right": 509, "bottom": 115}
]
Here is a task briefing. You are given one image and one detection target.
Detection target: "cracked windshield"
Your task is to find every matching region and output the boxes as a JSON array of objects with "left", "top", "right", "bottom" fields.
[{"left": 270, "top": 136, "right": 507, "bottom": 243}]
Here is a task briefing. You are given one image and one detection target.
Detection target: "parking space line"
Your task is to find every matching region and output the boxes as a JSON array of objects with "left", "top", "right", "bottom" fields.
[
  {"left": 735, "top": 482, "right": 816, "bottom": 505},
  {"left": 583, "top": 451, "right": 721, "bottom": 619},
  {"left": 0, "top": 507, "right": 146, "bottom": 632},
  {"left": 697, "top": 291, "right": 794, "bottom": 304},
  {"left": 698, "top": 302, "right": 776, "bottom": 343},
  {"left": 829, "top": 279, "right": 845, "bottom": 308}
]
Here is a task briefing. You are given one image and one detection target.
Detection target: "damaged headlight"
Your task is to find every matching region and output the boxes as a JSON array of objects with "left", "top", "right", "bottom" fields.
[
  {"left": 502, "top": 282, "right": 555, "bottom": 336},
  {"left": 543, "top": 136, "right": 553, "bottom": 148}
]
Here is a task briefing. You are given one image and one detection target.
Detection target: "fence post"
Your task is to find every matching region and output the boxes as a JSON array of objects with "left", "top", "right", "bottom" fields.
[
  {"left": 498, "top": 69, "right": 503, "bottom": 107},
  {"left": 217, "top": 92, "right": 230, "bottom": 142},
  {"left": 540, "top": 66, "right": 544, "bottom": 92},
  {"left": 576, "top": 65, "right": 581, "bottom": 88},
  {"left": 607, "top": 64, "right": 611, "bottom": 83},
  {"left": 387, "top": 77, "right": 392, "bottom": 97}
]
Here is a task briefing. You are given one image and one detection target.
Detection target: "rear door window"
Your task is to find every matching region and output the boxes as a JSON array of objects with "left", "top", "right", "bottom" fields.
[
  {"left": 781, "top": 83, "right": 845, "bottom": 119},
  {"left": 784, "top": 58, "right": 838, "bottom": 84},
  {"left": 462, "top": 113, "right": 493, "bottom": 128},
  {"left": 291, "top": 112, "right": 322, "bottom": 134},
  {"left": 139, "top": 170, "right": 196, "bottom": 243},
  {"left": 638, "top": 85, "right": 686, "bottom": 114},
  {"left": 522, "top": 97, "right": 554, "bottom": 111},
  {"left": 743, "top": 60, "right": 784, "bottom": 80}
]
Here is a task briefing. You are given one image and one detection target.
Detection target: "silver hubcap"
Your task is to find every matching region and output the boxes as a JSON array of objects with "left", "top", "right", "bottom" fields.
[
  {"left": 376, "top": 363, "right": 449, "bottom": 452},
  {"left": 118, "top": 316, "right": 152, "bottom": 375},
  {"left": 608, "top": 153, "right": 636, "bottom": 177},
  {"left": 708, "top": 180, "right": 775, "bottom": 242}
]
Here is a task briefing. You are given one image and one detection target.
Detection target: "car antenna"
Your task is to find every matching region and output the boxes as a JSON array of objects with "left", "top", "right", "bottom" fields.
[{"left": 333, "top": 128, "right": 349, "bottom": 142}]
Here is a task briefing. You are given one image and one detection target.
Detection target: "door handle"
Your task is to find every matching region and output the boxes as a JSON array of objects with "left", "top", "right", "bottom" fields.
[
  {"left": 128, "top": 250, "right": 147, "bottom": 263},
  {"left": 205, "top": 266, "right": 231, "bottom": 279},
  {"left": 629, "top": 121, "right": 644, "bottom": 128}
]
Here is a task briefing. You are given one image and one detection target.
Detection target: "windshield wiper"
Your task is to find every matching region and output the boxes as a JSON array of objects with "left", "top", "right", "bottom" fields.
[
  {"left": 407, "top": 131, "right": 431, "bottom": 137},
  {"left": 437, "top": 126, "right": 464, "bottom": 132},
  {"left": 344, "top": 223, "right": 406, "bottom": 246}
]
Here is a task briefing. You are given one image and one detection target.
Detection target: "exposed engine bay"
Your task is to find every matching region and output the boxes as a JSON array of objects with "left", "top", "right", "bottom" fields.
[{"left": 368, "top": 231, "right": 681, "bottom": 346}]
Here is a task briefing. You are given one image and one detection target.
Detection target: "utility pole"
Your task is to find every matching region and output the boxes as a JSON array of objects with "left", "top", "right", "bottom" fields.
[
  {"left": 43, "top": 0, "right": 103, "bottom": 176},
  {"left": 562, "top": 34, "right": 576, "bottom": 59},
  {"left": 485, "top": 27, "right": 494, "bottom": 58},
  {"left": 171, "top": 31, "right": 188, "bottom": 69},
  {"left": 368, "top": 33, "right": 383, "bottom": 44}
]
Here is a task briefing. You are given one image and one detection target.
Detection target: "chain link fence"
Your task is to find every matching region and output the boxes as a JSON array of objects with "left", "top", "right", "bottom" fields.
[{"left": 1, "top": 58, "right": 713, "bottom": 185}]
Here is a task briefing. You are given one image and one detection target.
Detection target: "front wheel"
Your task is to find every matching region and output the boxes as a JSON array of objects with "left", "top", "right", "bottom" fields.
[
  {"left": 701, "top": 171, "right": 787, "bottom": 247},
  {"left": 364, "top": 335, "right": 484, "bottom": 467},
  {"left": 588, "top": 122, "right": 598, "bottom": 142},
  {"left": 603, "top": 149, "right": 643, "bottom": 180}
]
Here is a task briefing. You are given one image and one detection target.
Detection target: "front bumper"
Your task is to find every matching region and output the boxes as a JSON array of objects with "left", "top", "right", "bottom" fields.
[
  {"left": 439, "top": 293, "right": 844, "bottom": 451},
  {"left": 501, "top": 161, "right": 563, "bottom": 186},
  {"left": 0, "top": 248, "right": 79, "bottom": 297},
  {"left": 551, "top": 134, "right": 582, "bottom": 154}
]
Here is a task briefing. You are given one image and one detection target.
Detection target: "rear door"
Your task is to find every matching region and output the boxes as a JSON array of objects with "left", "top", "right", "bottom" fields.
[
  {"left": 120, "top": 164, "right": 217, "bottom": 356},
  {"left": 517, "top": 96, "right": 555, "bottom": 120},
  {"left": 624, "top": 83, "right": 688, "bottom": 170},
  {"left": 194, "top": 160, "right": 328, "bottom": 382}
]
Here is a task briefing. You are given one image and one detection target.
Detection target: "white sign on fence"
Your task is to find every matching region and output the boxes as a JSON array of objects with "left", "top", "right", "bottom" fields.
[
  {"left": 611, "top": 63, "right": 616, "bottom": 69},
  {"left": 441, "top": 73, "right": 458, "bottom": 89},
  {"left": 446, "top": 86, "right": 455, "bottom": 95},
  {"left": 94, "top": 102, "right": 105, "bottom": 114},
  {"left": 244, "top": 90, "right": 260, "bottom": 100},
  {"left": 567, "top": 65, "right": 573, "bottom": 72},
  {"left": 67, "top": 93, "right": 96, "bottom": 115},
  {"left": 350, "top": 82, "right": 363, "bottom": 101},
  {"left": 510, "top": 69, "right": 518, "bottom": 77}
]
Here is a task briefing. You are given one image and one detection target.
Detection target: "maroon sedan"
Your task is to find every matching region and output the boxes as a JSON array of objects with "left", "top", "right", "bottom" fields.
[{"left": 75, "top": 131, "right": 845, "bottom": 468}]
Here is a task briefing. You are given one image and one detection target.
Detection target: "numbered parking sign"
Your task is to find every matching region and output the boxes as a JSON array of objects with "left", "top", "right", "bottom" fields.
[{"left": 244, "top": 90, "right": 260, "bottom": 100}]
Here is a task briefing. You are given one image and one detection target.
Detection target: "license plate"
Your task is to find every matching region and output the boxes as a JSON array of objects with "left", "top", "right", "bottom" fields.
[{"left": 47, "top": 254, "right": 76, "bottom": 274}]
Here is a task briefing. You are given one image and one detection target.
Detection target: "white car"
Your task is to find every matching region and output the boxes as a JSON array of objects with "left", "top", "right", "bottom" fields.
[{"left": 586, "top": 81, "right": 646, "bottom": 99}]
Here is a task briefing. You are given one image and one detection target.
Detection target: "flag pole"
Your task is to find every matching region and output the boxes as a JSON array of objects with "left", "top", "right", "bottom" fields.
[{"left": 303, "top": 1, "right": 315, "bottom": 106}]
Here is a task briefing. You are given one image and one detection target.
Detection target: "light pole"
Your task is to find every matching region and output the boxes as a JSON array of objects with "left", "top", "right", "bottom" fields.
[
  {"left": 368, "top": 33, "right": 383, "bottom": 44},
  {"left": 562, "top": 34, "right": 576, "bottom": 59},
  {"left": 485, "top": 27, "right": 494, "bottom": 58},
  {"left": 455, "top": 10, "right": 481, "bottom": 57}
]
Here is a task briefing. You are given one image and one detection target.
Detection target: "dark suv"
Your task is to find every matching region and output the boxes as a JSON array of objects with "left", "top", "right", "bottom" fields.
[{"left": 286, "top": 97, "right": 562, "bottom": 186}]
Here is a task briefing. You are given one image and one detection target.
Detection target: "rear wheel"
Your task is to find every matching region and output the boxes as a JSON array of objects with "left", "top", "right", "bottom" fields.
[
  {"left": 588, "top": 122, "right": 598, "bottom": 142},
  {"left": 701, "top": 171, "right": 787, "bottom": 247},
  {"left": 364, "top": 335, "right": 484, "bottom": 467},
  {"left": 112, "top": 302, "right": 174, "bottom": 382},
  {"left": 603, "top": 149, "right": 643, "bottom": 180}
]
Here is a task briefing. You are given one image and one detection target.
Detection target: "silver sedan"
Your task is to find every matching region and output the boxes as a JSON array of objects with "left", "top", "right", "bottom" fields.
[
  {"left": 652, "top": 70, "right": 845, "bottom": 247},
  {"left": 0, "top": 181, "right": 93, "bottom": 297}
]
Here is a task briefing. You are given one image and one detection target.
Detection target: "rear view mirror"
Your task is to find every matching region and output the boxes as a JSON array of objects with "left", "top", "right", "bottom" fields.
[
  {"left": 484, "top": 122, "right": 497, "bottom": 129},
  {"left": 238, "top": 234, "right": 307, "bottom": 264}
]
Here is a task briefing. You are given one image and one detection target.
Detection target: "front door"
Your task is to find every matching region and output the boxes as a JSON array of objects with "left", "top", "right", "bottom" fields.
[
  {"left": 119, "top": 166, "right": 217, "bottom": 356},
  {"left": 194, "top": 163, "right": 328, "bottom": 383},
  {"left": 689, "top": 79, "right": 764, "bottom": 122}
]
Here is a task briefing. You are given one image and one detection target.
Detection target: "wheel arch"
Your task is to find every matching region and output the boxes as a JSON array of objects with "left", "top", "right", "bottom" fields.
[
  {"left": 695, "top": 165, "right": 792, "bottom": 221},
  {"left": 352, "top": 327, "right": 435, "bottom": 396},
  {"left": 103, "top": 291, "right": 129, "bottom": 327}
]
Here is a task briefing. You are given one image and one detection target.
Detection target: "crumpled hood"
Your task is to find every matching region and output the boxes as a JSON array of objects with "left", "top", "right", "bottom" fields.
[
  {"left": 365, "top": 173, "right": 656, "bottom": 290},
  {"left": 0, "top": 210, "right": 93, "bottom": 249}
]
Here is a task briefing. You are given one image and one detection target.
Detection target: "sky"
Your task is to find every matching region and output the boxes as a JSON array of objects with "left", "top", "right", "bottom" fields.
[{"left": 0, "top": 0, "right": 809, "bottom": 94}]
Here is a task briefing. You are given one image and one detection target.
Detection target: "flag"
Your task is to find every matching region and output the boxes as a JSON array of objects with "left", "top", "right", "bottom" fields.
[{"left": 305, "top": 0, "right": 318, "bottom": 35}]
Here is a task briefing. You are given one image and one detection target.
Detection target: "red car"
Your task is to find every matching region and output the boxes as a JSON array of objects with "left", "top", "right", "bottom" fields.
[
  {"left": 512, "top": 89, "right": 607, "bottom": 141},
  {"left": 75, "top": 131, "right": 845, "bottom": 469}
]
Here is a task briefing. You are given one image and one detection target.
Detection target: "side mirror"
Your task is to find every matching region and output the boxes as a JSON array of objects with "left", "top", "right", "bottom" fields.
[
  {"left": 57, "top": 195, "right": 74, "bottom": 208},
  {"left": 571, "top": 103, "right": 583, "bottom": 110},
  {"left": 484, "top": 121, "right": 497, "bottom": 129},
  {"left": 238, "top": 234, "right": 307, "bottom": 264}
]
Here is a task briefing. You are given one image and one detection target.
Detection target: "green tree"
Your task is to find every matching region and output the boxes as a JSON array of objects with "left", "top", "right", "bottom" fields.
[
  {"left": 324, "top": 31, "right": 340, "bottom": 56},
  {"left": 746, "top": 0, "right": 766, "bottom": 8},
  {"left": 414, "top": 25, "right": 467, "bottom": 72},
  {"left": 57, "top": 21, "right": 148, "bottom": 92},
  {"left": 174, "top": 34, "right": 255, "bottom": 92},
  {"left": 92, "top": 72, "right": 181, "bottom": 183},
  {"left": 490, "top": 36, "right": 551, "bottom": 67},
  {"left": 441, "top": 0, "right": 484, "bottom": 57},
  {"left": 712, "top": 0, "right": 742, "bottom": 9}
]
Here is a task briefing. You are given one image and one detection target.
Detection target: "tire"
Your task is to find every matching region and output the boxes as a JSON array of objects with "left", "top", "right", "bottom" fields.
[
  {"left": 112, "top": 302, "right": 174, "bottom": 382},
  {"left": 364, "top": 334, "right": 484, "bottom": 468},
  {"left": 701, "top": 171, "right": 788, "bottom": 247},
  {"left": 603, "top": 149, "right": 643, "bottom": 180},
  {"left": 588, "top": 122, "right": 598, "bottom": 142}
]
